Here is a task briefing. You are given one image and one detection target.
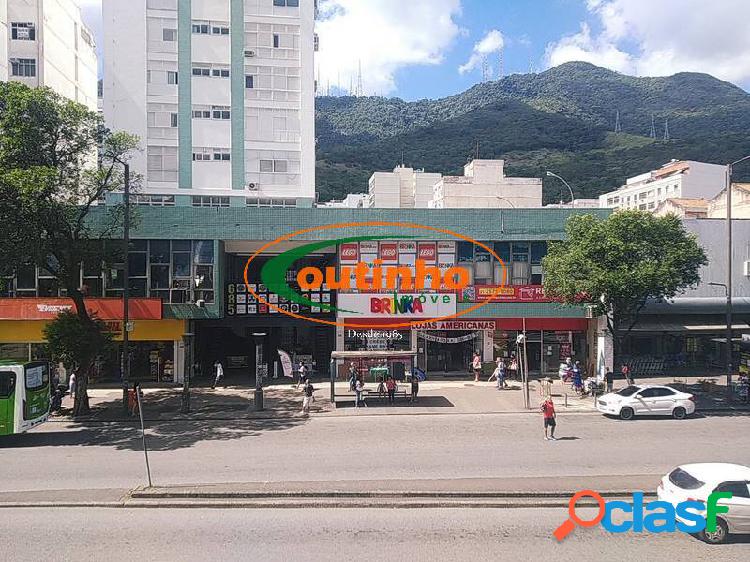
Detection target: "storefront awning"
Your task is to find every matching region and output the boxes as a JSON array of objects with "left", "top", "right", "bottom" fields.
[
  {"left": 0, "top": 298, "right": 162, "bottom": 321},
  {"left": 630, "top": 321, "right": 750, "bottom": 332}
]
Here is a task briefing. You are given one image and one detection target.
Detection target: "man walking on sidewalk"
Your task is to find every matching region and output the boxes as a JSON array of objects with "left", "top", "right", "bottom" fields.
[
  {"left": 541, "top": 397, "right": 557, "bottom": 441},
  {"left": 301, "top": 379, "right": 315, "bottom": 415},
  {"left": 212, "top": 360, "right": 224, "bottom": 389}
]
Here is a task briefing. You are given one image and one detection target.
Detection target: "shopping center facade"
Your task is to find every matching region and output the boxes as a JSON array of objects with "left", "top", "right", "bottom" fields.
[{"left": 0, "top": 207, "right": 613, "bottom": 383}]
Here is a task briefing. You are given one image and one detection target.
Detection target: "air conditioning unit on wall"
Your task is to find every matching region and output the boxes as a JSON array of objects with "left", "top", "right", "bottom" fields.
[
  {"left": 744, "top": 261, "right": 750, "bottom": 277},
  {"left": 244, "top": 50, "right": 256, "bottom": 58}
]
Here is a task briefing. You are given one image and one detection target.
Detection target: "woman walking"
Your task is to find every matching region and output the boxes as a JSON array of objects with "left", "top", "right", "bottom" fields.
[
  {"left": 472, "top": 352, "right": 482, "bottom": 383},
  {"left": 385, "top": 376, "right": 397, "bottom": 405}
]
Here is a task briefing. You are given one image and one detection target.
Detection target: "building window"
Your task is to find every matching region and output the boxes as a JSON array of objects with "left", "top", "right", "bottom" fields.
[
  {"left": 211, "top": 26, "right": 230, "bottom": 35},
  {"left": 260, "top": 159, "right": 288, "bottom": 173},
  {"left": 212, "top": 106, "right": 230, "bottom": 120},
  {"left": 192, "top": 149, "right": 212, "bottom": 161},
  {"left": 163, "top": 28, "right": 177, "bottom": 41},
  {"left": 213, "top": 150, "right": 231, "bottom": 161},
  {"left": 167, "top": 71, "right": 178, "bottom": 84},
  {"left": 170, "top": 113, "right": 178, "bottom": 128},
  {"left": 192, "top": 67, "right": 210, "bottom": 77},
  {"left": 274, "top": 0, "right": 300, "bottom": 6},
  {"left": 246, "top": 198, "right": 297, "bottom": 208},
  {"left": 245, "top": 75, "right": 254, "bottom": 89},
  {"left": 135, "top": 195, "right": 175, "bottom": 207},
  {"left": 191, "top": 196, "right": 230, "bottom": 208},
  {"left": 11, "top": 22, "right": 36, "bottom": 41},
  {"left": 192, "top": 108, "right": 211, "bottom": 119},
  {"left": 192, "top": 23, "right": 209, "bottom": 34},
  {"left": 211, "top": 68, "right": 230, "bottom": 78},
  {"left": 273, "top": 34, "right": 280, "bottom": 48},
  {"left": 10, "top": 58, "right": 36, "bottom": 77}
]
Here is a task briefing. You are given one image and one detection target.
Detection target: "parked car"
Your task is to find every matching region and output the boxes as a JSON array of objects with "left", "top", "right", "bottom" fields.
[
  {"left": 657, "top": 463, "right": 750, "bottom": 544},
  {"left": 596, "top": 384, "right": 695, "bottom": 420}
]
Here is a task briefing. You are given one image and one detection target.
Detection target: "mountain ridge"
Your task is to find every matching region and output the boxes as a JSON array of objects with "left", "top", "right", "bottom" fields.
[{"left": 315, "top": 62, "right": 750, "bottom": 203}]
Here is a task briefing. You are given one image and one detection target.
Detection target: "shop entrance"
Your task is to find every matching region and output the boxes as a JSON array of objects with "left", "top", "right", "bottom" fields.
[{"left": 420, "top": 331, "right": 482, "bottom": 374}]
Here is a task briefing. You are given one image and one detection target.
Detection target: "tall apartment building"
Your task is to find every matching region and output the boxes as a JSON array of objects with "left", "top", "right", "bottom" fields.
[
  {"left": 103, "top": 0, "right": 316, "bottom": 207},
  {"left": 599, "top": 160, "right": 727, "bottom": 211},
  {"left": 1, "top": 0, "right": 97, "bottom": 109}
]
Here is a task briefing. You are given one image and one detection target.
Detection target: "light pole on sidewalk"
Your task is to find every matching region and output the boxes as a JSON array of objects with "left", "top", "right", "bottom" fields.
[
  {"left": 546, "top": 171, "right": 576, "bottom": 205},
  {"left": 253, "top": 332, "right": 267, "bottom": 411},
  {"left": 120, "top": 161, "right": 131, "bottom": 411}
]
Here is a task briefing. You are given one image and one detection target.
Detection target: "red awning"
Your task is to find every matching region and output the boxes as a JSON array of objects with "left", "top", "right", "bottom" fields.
[{"left": 0, "top": 298, "right": 163, "bottom": 321}]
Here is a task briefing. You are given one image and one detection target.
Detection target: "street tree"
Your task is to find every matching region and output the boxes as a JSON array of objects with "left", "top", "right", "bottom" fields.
[
  {"left": 0, "top": 82, "right": 139, "bottom": 416},
  {"left": 542, "top": 210, "right": 708, "bottom": 367}
]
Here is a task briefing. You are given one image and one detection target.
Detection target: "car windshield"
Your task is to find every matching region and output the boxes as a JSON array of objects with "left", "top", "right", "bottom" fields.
[
  {"left": 669, "top": 467, "right": 705, "bottom": 490},
  {"left": 616, "top": 386, "right": 640, "bottom": 397}
]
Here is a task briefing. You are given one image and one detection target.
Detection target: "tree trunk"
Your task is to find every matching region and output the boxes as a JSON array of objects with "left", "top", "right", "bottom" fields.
[{"left": 68, "top": 288, "right": 94, "bottom": 418}]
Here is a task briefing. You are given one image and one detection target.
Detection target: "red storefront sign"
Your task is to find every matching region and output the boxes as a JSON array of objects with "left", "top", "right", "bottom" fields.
[
  {"left": 0, "top": 298, "right": 163, "bottom": 321},
  {"left": 379, "top": 242, "right": 398, "bottom": 262},
  {"left": 339, "top": 243, "right": 359, "bottom": 263},
  {"left": 466, "top": 285, "right": 550, "bottom": 303},
  {"left": 417, "top": 242, "right": 437, "bottom": 263}
]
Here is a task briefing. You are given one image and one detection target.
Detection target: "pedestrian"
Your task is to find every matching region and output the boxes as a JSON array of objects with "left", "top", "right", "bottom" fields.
[
  {"left": 559, "top": 357, "right": 573, "bottom": 383},
  {"left": 621, "top": 363, "right": 634, "bottom": 386},
  {"left": 296, "top": 362, "right": 308, "bottom": 390},
  {"left": 68, "top": 369, "right": 77, "bottom": 404},
  {"left": 509, "top": 357, "right": 518, "bottom": 380},
  {"left": 471, "top": 351, "right": 482, "bottom": 382},
  {"left": 385, "top": 376, "right": 397, "bottom": 405},
  {"left": 541, "top": 397, "right": 557, "bottom": 441},
  {"left": 491, "top": 358, "right": 508, "bottom": 390},
  {"left": 128, "top": 382, "right": 140, "bottom": 417},
  {"left": 348, "top": 363, "right": 358, "bottom": 392},
  {"left": 604, "top": 369, "right": 614, "bottom": 393},
  {"left": 376, "top": 376, "right": 386, "bottom": 400},
  {"left": 572, "top": 361, "right": 583, "bottom": 395},
  {"left": 301, "top": 379, "right": 315, "bottom": 415},
  {"left": 212, "top": 360, "right": 224, "bottom": 389},
  {"left": 410, "top": 374, "right": 419, "bottom": 403},
  {"left": 355, "top": 377, "right": 367, "bottom": 408}
]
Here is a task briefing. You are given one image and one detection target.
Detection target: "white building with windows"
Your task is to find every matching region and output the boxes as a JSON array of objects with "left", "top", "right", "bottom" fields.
[
  {"left": 367, "top": 166, "right": 442, "bottom": 209},
  {"left": 429, "top": 160, "right": 543, "bottom": 209},
  {"left": 103, "top": 0, "right": 316, "bottom": 208},
  {"left": 1, "top": 0, "right": 97, "bottom": 109},
  {"left": 598, "top": 160, "right": 727, "bottom": 212}
]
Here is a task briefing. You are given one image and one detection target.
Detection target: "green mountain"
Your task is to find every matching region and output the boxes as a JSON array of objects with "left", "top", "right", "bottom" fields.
[{"left": 315, "top": 62, "right": 750, "bottom": 203}]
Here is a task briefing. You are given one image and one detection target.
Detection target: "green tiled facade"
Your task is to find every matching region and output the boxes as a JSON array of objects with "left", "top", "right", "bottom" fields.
[{"left": 88, "top": 207, "right": 610, "bottom": 242}]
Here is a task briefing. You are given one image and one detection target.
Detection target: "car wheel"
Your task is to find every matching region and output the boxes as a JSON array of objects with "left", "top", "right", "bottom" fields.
[
  {"left": 672, "top": 406, "right": 687, "bottom": 420},
  {"left": 700, "top": 518, "right": 728, "bottom": 545},
  {"left": 620, "top": 407, "right": 635, "bottom": 420}
]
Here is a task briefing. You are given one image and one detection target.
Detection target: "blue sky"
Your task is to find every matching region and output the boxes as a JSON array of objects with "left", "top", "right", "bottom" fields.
[{"left": 81, "top": 0, "right": 750, "bottom": 101}]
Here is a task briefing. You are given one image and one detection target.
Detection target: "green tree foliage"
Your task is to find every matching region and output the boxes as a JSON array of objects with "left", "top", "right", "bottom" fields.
[
  {"left": 0, "top": 82, "right": 139, "bottom": 415},
  {"left": 542, "top": 211, "right": 708, "bottom": 358},
  {"left": 43, "top": 312, "right": 113, "bottom": 415},
  {"left": 315, "top": 62, "right": 750, "bottom": 202}
]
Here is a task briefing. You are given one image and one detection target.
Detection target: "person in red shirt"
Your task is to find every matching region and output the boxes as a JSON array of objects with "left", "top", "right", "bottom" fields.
[
  {"left": 541, "top": 397, "right": 557, "bottom": 441},
  {"left": 385, "top": 376, "right": 397, "bottom": 405}
]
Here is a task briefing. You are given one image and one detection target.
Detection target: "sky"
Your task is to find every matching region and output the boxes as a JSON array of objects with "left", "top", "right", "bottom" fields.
[{"left": 79, "top": 0, "right": 750, "bottom": 100}]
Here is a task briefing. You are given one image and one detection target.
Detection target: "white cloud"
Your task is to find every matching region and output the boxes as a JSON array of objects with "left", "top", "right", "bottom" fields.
[
  {"left": 458, "top": 29, "right": 504, "bottom": 75},
  {"left": 316, "top": 0, "right": 463, "bottom": 96},
  {"left": 545, "top": 0, "right": 750, "bottom": 84}
]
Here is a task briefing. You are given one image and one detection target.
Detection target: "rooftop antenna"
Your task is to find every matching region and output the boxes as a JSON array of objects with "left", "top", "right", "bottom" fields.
[
  {"left": 650, "top": 114, "right": 657, "bottom": 139},
  {"left": 663, "top": 118, "right": 670, "bottom": 141},
  {"left": 357, "top": 60, "right": 364, "bottom": 97},
  {"left": 614, "top": 110, "right": 622, "bottom": 133}
]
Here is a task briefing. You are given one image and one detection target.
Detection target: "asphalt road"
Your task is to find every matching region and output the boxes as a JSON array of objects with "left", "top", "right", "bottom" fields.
[
  {"left": 4, "top": 507, "right": 749, "bottom": 561},
  {"left": 2, "top": 411, "right": 749, "bottom": 493}
]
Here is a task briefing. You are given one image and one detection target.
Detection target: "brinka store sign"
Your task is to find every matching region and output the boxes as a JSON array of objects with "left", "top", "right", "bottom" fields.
[{"left": 336, "top": 293, "right": 457, "bottom": 319}]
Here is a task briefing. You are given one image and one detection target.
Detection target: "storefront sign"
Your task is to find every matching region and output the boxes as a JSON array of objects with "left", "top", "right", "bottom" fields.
[
  {"left": 337, "top": 293, "right": 457, "bottom": 319},
  {"left": 417, "top": 242, "right": 437, "bottom": 262},
  {"left": 417, "top": 331, "right": 480, "bottom": 344},
  {"left": 379, "top": 242, "right": 398, "bottom": 262},
  {"left": 437, "top": 241, "right": 456, "bottom": 253},
  {"left": 398, "top": 241, "right": 417, "bottom": 254},
  {"left": 0, "top": 298, "right": 163, "bottom": 321},
  {"left": 418, "top": 320, "right": 496, "bottom": 331},
  {"left": 462, "top": 285, "right": 550, "bottom": 303},
  {"left": 339, "top": 243, "right": 359, "bottom": 263}
]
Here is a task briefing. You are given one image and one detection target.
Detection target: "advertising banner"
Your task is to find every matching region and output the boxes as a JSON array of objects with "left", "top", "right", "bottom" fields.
[{"left": 337, "top": 293, "right": 457, "bottom": 319}]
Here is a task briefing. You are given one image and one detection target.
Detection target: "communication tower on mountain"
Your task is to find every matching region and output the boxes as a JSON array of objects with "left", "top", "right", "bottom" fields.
[
  {"left": 614, "top": 110, "right": 622, "bottom": 133},
  {"left": 356, "top": 60, "right": 364, "bottom": 97},
  {"left": 481, "top": 56, "right": 490, "bottom": 83},
  {"left": 663, "top": 118, "right": 670, "bottom": 141},
  {"left": 650, "top": 114, "right": 657, "bottom": 139},
  {"left": 498, "top": 48, "right": 505, "bottom": 79}
]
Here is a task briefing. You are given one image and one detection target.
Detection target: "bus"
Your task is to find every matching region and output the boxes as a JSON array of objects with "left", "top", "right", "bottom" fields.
[{"left": 0, "top": 360, "right": 51, "bottom": 436}]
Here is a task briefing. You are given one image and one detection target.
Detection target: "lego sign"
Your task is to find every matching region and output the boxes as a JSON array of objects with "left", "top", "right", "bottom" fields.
[
  {"left": 339, "top": 243, "right": 359, "bottom": 263},
  {"left": 417, "top": 242, "right": 437, "bottom": 262}
]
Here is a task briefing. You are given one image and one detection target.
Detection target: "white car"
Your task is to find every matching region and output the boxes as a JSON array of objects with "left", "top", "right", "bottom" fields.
[
  {"left": 657, "top": 463, "right": 750, "bottom": 544},
  {"left": 596, "top": 384, "right": 695, "bottom": 420}
]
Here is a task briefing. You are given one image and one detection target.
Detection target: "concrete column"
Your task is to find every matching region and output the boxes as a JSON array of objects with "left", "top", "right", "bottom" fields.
[{"left": 596, "top": 315, "right": 613, "bottom": 376}]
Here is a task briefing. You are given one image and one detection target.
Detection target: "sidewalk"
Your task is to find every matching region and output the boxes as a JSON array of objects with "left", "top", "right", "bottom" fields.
[{"left": 53, "top": 374, "right": 748, "bottom": 423}]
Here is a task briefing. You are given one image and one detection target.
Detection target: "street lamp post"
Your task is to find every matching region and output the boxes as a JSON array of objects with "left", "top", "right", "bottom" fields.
[
  {"left": 722, "top": 155, "right": 750, "bottom": 397},
  {"left": 546, "top": 171, "right": 576, "bottom": 205},
  {"left": 253, "top": 332, "right": 267, "bottom": 411}
]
